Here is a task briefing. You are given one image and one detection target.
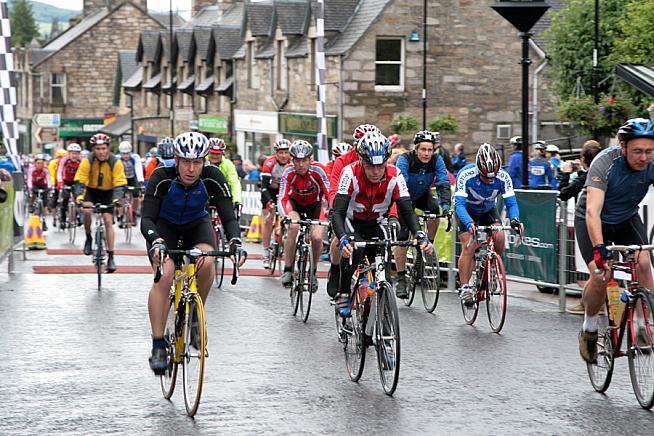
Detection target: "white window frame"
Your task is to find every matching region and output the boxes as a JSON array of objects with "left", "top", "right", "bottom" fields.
[
  {"left": 374, "top": 37, "right": 404, "bottom": 92},
  {"left": 50, "top": 72, "right": 66, "bottom": 105}
]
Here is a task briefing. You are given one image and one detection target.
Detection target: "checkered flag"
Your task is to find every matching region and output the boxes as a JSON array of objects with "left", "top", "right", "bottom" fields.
[
  {"left": 0, "top": 0, "right": 20, "bottom": 171},
  {"left": 315, "top": 0, "right": 328, "bottom": 163}
]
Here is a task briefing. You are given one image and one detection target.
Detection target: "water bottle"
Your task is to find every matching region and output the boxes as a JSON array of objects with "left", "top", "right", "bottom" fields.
[
  {"left": 617, "top": 290, "right": 628, "bottom": 324},
  {"left": 606, "top": 278, "right": 621, "bottom": 323}
]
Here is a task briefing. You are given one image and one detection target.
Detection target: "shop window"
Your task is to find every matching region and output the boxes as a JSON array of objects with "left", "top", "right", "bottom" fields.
[
  {"left": 50, "top": 72, "right": 66, "bottom": 105},
  {"left": 375, "top": 38, "right": 404, "bottom": 91}
]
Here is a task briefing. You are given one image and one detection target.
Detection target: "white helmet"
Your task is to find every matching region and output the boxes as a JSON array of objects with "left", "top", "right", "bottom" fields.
[
  {"left": 331, "top": 142, "right": 352, "bottom": 158},
  {"left": 173, "top": 131, "right": 210, "bottom": 159},
  {"left": 66, "top": 143, "right": 82, "bottom": 152},
  {"left": 118, "top": 141, "right": 132, "bottom": 154},
  {"left": 545, "top": 144, "right": 560, "bottom": 153}
]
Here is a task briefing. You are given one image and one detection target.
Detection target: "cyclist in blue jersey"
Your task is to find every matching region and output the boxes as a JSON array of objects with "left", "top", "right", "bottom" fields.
[
  {"left": 393, "top": 130, "right": 452, "bottom": 298},
  {"left": 507, "top": 136, "right": 523, "bottom": 188},
  {"left": 454, "top": 143, "right": 523, "bottom": 305},
  {"left": 141, "top": 131, "right": 246, "bottom": 375},
  {"left": 528, "top": 143, "right": 558, "bottom": 190},
  {"left": 576, "top": 118, "right": 654, "bottom": 363}
]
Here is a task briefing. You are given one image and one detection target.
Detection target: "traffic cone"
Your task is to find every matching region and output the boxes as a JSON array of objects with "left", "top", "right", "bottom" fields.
[
  {"left": 246, "top": 215, "right": 262, "bottom": 242},
  {"left": 25, "top": 214, "right": 47, "bottom": 250}
]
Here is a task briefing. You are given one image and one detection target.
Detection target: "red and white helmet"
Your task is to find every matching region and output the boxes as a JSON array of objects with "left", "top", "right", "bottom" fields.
[
  {"left": 273, "top": 139, "right": 292, "bottom": 151},
  {"left": 388, "top": 134, "right": 401, "bottom": 147},
  {"left": 331, "top": 142, "right": 352, "bottom": 158},
  {"left": 90, "top": 133, "right": 111, "bottom": 146},
  {"left": 476, "top": 143, "right": 502, "bottom": 178},
  {"left": 352, "top": 124, "right": 380, "bottom": 143},
  {"left": 209, "top": 137, "right": 226, "bottom": 154}
]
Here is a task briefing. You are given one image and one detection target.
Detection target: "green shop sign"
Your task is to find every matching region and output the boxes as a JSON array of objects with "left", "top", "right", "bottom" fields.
[
  {"left": 198, "top": 115, "right": 227, "bottom": 133},
  {"left": 279, "top": 113, "right": 337, "bottom": 138},
  {"left": 59, "top": 118, "right": 105, "bottom": 138}
]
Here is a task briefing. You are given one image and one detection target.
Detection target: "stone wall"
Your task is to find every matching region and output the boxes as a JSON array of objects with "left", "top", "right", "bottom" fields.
[{"left": 84, "top": 0, "right": 147, "bottom": 16}]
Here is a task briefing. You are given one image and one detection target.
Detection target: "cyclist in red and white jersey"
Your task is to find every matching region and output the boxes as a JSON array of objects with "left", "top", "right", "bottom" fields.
[
  {"left": 55, "top": 143, "right": 82, "bottom": 228},
  {"left": 332, "top": 131, "right": 433, "bottom": 313},
  {"left": 278, "top": 140, "right": 329, "bottom": 291},
  {"left": 261, "top": 139, "right": 291, "bottom": 268}
]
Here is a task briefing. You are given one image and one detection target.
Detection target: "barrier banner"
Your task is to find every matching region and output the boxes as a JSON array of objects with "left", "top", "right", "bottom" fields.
[
  {"left": 500, "top": 189, "right": 558, "bottom": 283},
  {"left": 0, "top": 176, "right": 14, "bottom": 256}
]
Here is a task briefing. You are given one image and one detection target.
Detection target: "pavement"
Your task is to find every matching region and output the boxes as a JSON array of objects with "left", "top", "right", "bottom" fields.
[{"left": 0, "top": 221, "right": 652, "bottom": 434}]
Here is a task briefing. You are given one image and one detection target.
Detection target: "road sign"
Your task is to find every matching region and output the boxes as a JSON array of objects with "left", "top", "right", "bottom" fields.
[
  {"left": 34, "top": 127, "right": 57, "bottom": 144},
  {"left": 32, "top": 113, "right": 61, "bottom": 128}
]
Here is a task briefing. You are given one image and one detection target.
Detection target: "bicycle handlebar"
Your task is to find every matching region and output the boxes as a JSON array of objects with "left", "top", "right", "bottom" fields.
[
  {"left": 282, "top": 218, "right": 329, "bottom": 227},
  {"left": 153, "top": 247, "right": 247, "bottom": 286},
  {"left": 421, "top": 212, "right": 453, "bottom": 232},
  {"left": 606, "top": 244, "right": 654, "bottom": 253},
  {"left": 80, "top": 204, "right": 114, "bottom": 212}
]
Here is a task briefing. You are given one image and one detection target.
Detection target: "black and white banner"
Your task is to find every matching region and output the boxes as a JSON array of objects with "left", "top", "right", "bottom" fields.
[
  {"left": 315, "top": 0, "right": 328, "bottom": 163},
  {"left": 0, "top": 0, "right": 20, "bottom": 171}
]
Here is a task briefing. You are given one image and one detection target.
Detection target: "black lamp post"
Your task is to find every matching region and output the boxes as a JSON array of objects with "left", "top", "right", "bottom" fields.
[{"left": 492, "top": 0, "right": 549, "bottom": 189}]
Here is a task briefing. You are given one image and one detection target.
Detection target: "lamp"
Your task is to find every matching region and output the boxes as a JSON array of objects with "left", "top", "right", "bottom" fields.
[{"left": 409, "top": 31, "right": 420, "bottom": 42}]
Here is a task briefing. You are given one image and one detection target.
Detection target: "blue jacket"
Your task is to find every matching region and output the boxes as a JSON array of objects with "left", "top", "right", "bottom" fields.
[
  {"left": 396, "top": 151, "right": 451, "bottom": 208},
  {"left": 528, "top": 156, "right": 558, "bottom": 190},
  {"left": 508, "top": 150, "right": 523, "bottom": 188}
]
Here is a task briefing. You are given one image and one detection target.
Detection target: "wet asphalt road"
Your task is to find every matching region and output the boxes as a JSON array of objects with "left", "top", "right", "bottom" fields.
[{"left": 0, "top": 229, "right": 652, "bottom": 434}]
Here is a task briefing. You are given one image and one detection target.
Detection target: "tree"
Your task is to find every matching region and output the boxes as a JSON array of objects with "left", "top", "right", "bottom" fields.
[
  {"left": 610, "top": 0, "right": 654, "bottom": 65},
  {"left": 10, "top": 0, "right": 39, "bottom": 48}
]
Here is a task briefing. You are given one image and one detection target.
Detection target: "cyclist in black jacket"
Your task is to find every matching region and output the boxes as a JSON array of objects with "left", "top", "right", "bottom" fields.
[{"left": 142, "top": 131, "right": 245, "bottom": 375}]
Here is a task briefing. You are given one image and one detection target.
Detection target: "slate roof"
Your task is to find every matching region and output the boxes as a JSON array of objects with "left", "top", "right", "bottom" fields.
[
  {"left": 183, "top": 6, "right": 221, "bottom": 28},
  {"left": 150, "top": 12, "right": 186, "bottom": 28},
  {"left": 143, "top": 72, "right": 162, "bottom": 90},
  {"left": 196, "top": 75, "right": 214, "bottom": 94},
  {"left": 255, "top": 40, "right": 275, "bottom": 59},
  {"left": 119, "top": 50, "right": 139, "bottom": 81},
  {"left": 326, "top": 0, "right": 391, "bottom": 56},
  {"left": 137, "top": 30, "right": 162, "bottom": 63},
  {"left": 122, "top": 66, "right": 143, "bottom": 90},
  {"left": 160, "top": 30, "right": 176, "bottom": 61},
  {"left": 275, "top": 0, "right": 310, "bottom": 36},
  {"left": 531, "top": 0, "right": 566, "bottom": 52},
  {"left": 213, "top": 25, "right": 245, "bottom": 60},
  {"left": 99, "top": 113, "right": 131, "bottom": 136},
  {"left": 286, "top": 36, "right": 308, "bottom": 58},
  {"left": 29, "top": 49, "right": 53, "bottom": 66},
  {"left": 324, "top": 0, "right": 359, "bottom": 32},
  {"left": 244, "top": 1, "right": 274, "bottom": 37},
  {"left": 176, "top": 30, "right": 195, "bottom": 63},
  {"left": 219, "top": 3, "right": 245, "bottom": 27},
  {"left": 194, "top": 27, "right": 215, "bottom": 61}
]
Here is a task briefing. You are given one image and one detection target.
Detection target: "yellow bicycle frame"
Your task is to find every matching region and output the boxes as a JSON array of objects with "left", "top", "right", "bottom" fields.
[{"left": 172, "top": 259, "right": 199, "bottom": 363}]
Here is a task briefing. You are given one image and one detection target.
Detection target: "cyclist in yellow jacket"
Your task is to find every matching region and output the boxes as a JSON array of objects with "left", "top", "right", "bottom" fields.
[
  {"left": 49, "top": 148, "right": 67, "bottom": 226},
  {"left": 74, "top": 133, "right": 127, "bottom": 272}
]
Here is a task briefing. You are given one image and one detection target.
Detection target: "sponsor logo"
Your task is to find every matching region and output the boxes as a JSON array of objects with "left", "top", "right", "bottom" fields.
[{"left": 508, "top": 233, "right": 554, "bottom": 249}]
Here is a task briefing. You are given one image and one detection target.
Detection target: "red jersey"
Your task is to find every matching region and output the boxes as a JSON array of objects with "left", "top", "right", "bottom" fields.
[
  {"left": 261, "top": 155, "right": 288, "bottom": 190},
  {"left": 335, "top": 160, "right": 409, "bottom": 223},
  {"left": 27, "top": 165, "right": 51, "bottom": 190},
  {"left": 328, "top": 149, "right": 358, "bottom": 206},
  {"left": 278, "top": 161, "right": 329, "bottom": 217},
  {"left": 56, "top": 156, "right": 80, "bottom": 187}
]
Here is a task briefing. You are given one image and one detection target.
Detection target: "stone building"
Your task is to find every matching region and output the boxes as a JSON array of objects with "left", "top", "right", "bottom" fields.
[
  {"left": 14, "top": 0, "right": 169, "bottom": 153},
  {"left": 126, "top": 0, "right": 565, "bottom": 162}
]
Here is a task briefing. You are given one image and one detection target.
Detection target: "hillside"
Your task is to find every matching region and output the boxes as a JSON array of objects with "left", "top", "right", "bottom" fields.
[{"left": 9, "top": 0, "right": 80, "bottom": 37}]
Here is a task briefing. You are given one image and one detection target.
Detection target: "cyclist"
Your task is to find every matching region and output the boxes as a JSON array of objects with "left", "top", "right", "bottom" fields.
[
  {"left": 118, "top": 141, "right": 144, "bottom": 227},
  {"left": 507, "top": 136, "right": 524, "bottom": 188},
  {"left": 278, "top": 140, "right": 329, "bottom": 291},
  {"left": 49, "top": 148, "right": 67, "bottom": 227},
  {"left": 55, "top": 143, "right": 82, "bottom": 228},
  {"left": 332, "top": 130, "right": 433, "bottom": 313},
  {"left": 454, "top": 143, "right": 522, "bottom": 305},
  {"left": 393, "top": 130, "right": 452, "bottom": 298},
  {"left": 326, "top": 124, "right": 380, "bottom": 297},
  {"left": 388, "top": 133, "right": 408, "bottom": 164},
  {"left": 576, "top": 118, "right": 654, "bottom": 363},
  {"left": 325, "top": 142, "right": 353, "bottom": 179},
  {"left": 27, "top": 154, "right": 52, "bottom": 230},
  {"left": 260, "top": 139, "right": 291, "bottom": 269},
  {"left": 141, "top": 131, "right": 245, "bottom": 375},
  {"left": 74, "top": 133, "right": 127, "bottom": 272},
  {"left": 208, "top": 137, "right": 243, "bottom": 219},
  {"left": 528, "top": 142, "right": 558, "bottom": 190}
]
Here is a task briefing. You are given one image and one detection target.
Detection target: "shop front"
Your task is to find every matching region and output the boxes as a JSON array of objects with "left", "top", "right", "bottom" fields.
[
  {"left": 198, "top": 114, "right": 228, "bottom": 138},
  {"left": 234, "top": 110, "right": 278, "bottom": 163},
  {"left": 58, "top": 117, "right": 105, "bottom": 150},
  {"left": 278, "top": 112, "right": 338, "bottom": 159}
]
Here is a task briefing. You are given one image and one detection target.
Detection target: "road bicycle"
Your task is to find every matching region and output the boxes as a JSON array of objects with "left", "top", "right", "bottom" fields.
[
  {"left": 266, "top": 207, "right": 286, "bottom": 276},
  {"left": 57, "top": 185, "right": 79, "bottom": 243},
  {"left": 209, "top": 206, "right": 228, "bottom": 288},
  {"left": 31, "top": 188, "right": 49, "bottom": 231},
  {"left": 81, "top": 204, "right": 113, "bottom": 291},
  {"left": 117, "top": 186, "right": 138, "bottom": 244},
  {"left": 461, "top": 225, "right": 519, "bottom": 333},
  {"left": 396, "top": 212, "right": 452, "bottom": 313},
  {"left": 586, "top": 244, "right": 654, "bottom": 409},
  {"left": 335, "top": 236, "right": 418, "bottom": 395},
  {"left": 155, "top": 246, "right": 242, "bottom": 417},
  {"left": 284, "top": 218, "right": 328, "bottom": 323}
]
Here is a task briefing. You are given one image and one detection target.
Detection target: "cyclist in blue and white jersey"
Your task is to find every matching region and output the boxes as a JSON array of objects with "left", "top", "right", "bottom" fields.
[
  {"left": 528, "top": 143, "right": 558, "bottom": 190},
  {"left": 576, "top": 118, "right": 654, "bottom": 363},
  {"left": 454, "top": 143, "right": 522, "bottom": 305}
]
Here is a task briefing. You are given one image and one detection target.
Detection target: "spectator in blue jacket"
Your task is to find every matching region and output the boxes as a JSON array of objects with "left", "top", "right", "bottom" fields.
[
  {"left": 451, "top": 143, "right": 467, "bottom": 175},
  {"left": 507, "top": 136, "right": 523, "bottom": 188}
]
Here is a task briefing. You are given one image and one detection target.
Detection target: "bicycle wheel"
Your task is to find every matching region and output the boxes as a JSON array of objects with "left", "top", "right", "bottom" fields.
[
  {"left": 268, "top": 242, "right": 279, "bottom": 276},
  {"left": 183, "top": 293, "right": 206, "bottom": 417},
  {"left": 343, "top": 285, "right": 366, "bottom": 382},
  {"left": 486, "top": 253, "right": 508, "bottom": 333},
  {"left": 627, "top": 288, "right": 654, "bottom": 409},
  {"left": 461, "top": 284, "right": 479, "bottom": 325},
  {"left": 123, "top": 204, "right": 133, "bottom": 244},
  {"left": 95, "top": 228, "right": 104, "bottom": 291},
  {"left": 67, "top": 201, "right": 77, "bottom": 244},
  {"left": 403, "top": 247, "right": 417, "bottom": 307},
  {"left": 289, "top": 241, "right": 301, "bottom": 316},
  {"left": 299, "top": 244, "right": 314, "bottom": 323},
  {"left": 587, "top": 307, "right": 614, "bottom": 394},
  {"left": 214, "top": 226, "right": 226, "bottom": 288},
  {"left": 160, "top": 290, "right": 179, "bottom": 399},
  {"left": 376, "top": 282, "right": 401, "bottom": 395},
  {"left": 421, "top": 251, "right": 440, "bottom": 313}
]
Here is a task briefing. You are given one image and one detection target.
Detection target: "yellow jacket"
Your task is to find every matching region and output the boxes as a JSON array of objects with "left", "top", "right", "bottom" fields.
[
  {"left": 74, "top": 153, "right": 127, "bottom": 191},
  {"left": 48, "top": 158, "right": 60, "bottom": 183}
]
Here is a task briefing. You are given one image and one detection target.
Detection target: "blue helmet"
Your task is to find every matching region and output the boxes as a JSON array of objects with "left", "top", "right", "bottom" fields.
[
  {"left": 357, "top": 131, "right": 391, "bottom": 165},
  {"left": 617, "top": 118, "right": 654, "bottom": 144},
  {"left": 173, "top": 132, "right": 210, "bottom": 159}
]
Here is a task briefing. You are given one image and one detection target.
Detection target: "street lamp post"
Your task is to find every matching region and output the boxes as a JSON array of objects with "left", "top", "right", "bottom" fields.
[
  {"left": 491, "top": 0, "right": 549, "bottom": 189},
  {"left": 422, "top": 0, "right": 427, "bottom": 130}
]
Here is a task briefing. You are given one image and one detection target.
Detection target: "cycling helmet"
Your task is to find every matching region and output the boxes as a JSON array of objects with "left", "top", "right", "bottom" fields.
[
  {"left": 273, "top": 139, "right": 292, "bottom": 151},
  {"left": 476, "top": 143, "right": 502, "bottom": 178},
  {"left": 118, "top": 141, "right": 132, "bottom": 154},
  {"left": 352, "top": 124, "right": 380, "bottom": 142},
  {"left": 510, "top": 136, "right": 523, "bottom": 147},
  {"left": 209, "top": 137, "right": 227, "bottom": 154},
  {"left": 173, "top": 131, "right": 210, "bottom": 159},
  {"left": 289, "top": 140, "right": 313, "bottom": 159},
  {"left": 413, "top": 130, "right": 438, "bottom": 145},
  {"left": 149, "top": 146, "right": 159, "bottom": 157},
  {"left": 357, "top": 131, "right": 391, "bottom": 165},
  {"left": 545, "top": 144, "right": 560, "bottom": 153},
  {"left": 66, "top": 143, "right": 82, "bottom": 152},
  {"left": 332, "top": 142, "right": 353, "bottom": 158},
  {"left": 534, "top": 140, "right": 546, "bottom": 150},
  {"left": 80, "top": 150, "right": 90, "bottom": 157},
  {"left": 55, "top": 148, "right": 67, "bottom": 158},
  {"left": 617, "top": 118, "right": 654, "bottom": 143},
  {"left": 388, "top": 134, "right": 401, "bottom": 147},
  {"left": 34, "top": 153, "right": 46, "bottom": 162},
  {"left": 90, "top": 133, "right": 111, "bottom": 146},
  {"left": 432, "top": 131, "right": 442, "bottom": 145}
]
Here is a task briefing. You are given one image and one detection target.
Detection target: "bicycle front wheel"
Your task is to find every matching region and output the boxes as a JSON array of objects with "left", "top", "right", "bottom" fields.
[
  {"left": 214, "top": 226, "right": 226, "bottom": 288},
  {"left": 587, "top": 307, "right": 614, "bottom": 393},
  {"left": 183, "top": 293, "right": 206, "bottom": 417},
  {"left": 461, "top": 286, "right": 479, "bottom": 326},
  {"left": 67, "top": 201, "right": 77, "bottom": 244},
  {"left": 486, "top": 253, "right": 508, "bottom": 333},
  {"left": 95, "top": 228, "right": 104, "bottom": 291},
  {"left": 628, "top": 288, "right": 654, "bottom": 409},
  {"left": 123, "top": 204, "right": 133, "bottom": 244},
  {"left": 160, "top": 290, "right": 179, "bottom": 399},
  {"left": 299, "top": 245, "right": 314, "bottom": 322},
  {"left": 343, "top": 287, "right": 366, "bottom": 382},
  {"left": 376, "top": 282, "right": 401, "bottom": 396},
  {"left": 403, "top": 247, "right": 417, "bottom": 307},
  {"left": 421, "top": 251, "right": 440, "bottom": 313}
]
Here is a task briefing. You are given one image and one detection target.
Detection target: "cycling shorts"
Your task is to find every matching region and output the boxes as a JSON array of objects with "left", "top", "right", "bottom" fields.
[
  {"left": 146, "top": 215, "right": 216, "bottom": 262},
  {"left": 574, "top": 214, "right": 647, "bottom": 265},
  {"left": 456, "top": 208, "right": 500, "bottom": 233},
  {"left": 84, "top": 187, "right": 113, "bottom": 207},
  {"left": 262, "top": 188, "right": 279, "bottom": 207},
  {"left": 288, "top": 198, "right": 321, "bottom": 220}
]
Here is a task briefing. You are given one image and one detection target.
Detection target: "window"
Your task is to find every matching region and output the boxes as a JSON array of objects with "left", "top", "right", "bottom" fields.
[
  {"left": 375, "top": 38, "right": 403, "bottom": 90},
  {"left": 50, "top": 73, "right": 66, "bottom": 105},
  {"left": 275, "top": 40, "right": 287, "bottom": 90}
]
